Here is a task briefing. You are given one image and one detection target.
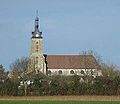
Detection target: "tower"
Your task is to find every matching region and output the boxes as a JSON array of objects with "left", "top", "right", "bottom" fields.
[{"left": 29, "top": 13, "right": 46, "bottom": 74}]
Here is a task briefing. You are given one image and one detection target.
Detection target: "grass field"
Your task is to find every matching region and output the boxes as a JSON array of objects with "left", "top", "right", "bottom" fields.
[
  {"left": 0, "top": 101, "right": 120, "bottom": 104},
  {"left": 0, "top": 96, "right": 120, "bottom": 104}
]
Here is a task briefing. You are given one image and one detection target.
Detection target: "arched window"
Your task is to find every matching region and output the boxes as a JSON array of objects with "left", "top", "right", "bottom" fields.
[
  {"left": 58, "top": 70, "right": 62, "bottom": 75},
  {"left": 81, "top": 70, "right": 85, "bottom": 75},
  {"left": 70, "top": 70, "right": 74, "bottom": 74},
  {"left": 48, "top": 70, "right": 51, "bottom": 75}
]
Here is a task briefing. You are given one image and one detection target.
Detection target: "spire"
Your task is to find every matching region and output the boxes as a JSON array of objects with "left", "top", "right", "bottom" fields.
[
  {"left": 35, "top": 10, "right": 39, "bottom": 32},
  {"left": 32, "top": 10, "right": 42, "bottom": 38}
]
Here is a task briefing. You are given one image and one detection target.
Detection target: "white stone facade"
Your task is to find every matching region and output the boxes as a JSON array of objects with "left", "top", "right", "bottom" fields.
[{"left": 47, "top": 68, "right": 102, "bottom": 77}]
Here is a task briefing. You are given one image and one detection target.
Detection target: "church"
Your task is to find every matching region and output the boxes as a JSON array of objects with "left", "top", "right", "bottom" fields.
[{"left": 29, "top": 15, "right": 102, "bottom": 77}]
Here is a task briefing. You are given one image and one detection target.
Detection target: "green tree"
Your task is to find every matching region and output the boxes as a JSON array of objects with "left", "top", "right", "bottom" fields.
[{"left": 67, "top": 75, "right": 80, "bottom": 95}]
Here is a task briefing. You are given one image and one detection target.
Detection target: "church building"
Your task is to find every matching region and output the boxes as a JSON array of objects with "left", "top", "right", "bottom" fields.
[{"left": 29, "top": 15, "right": 102, "bottom": 77}]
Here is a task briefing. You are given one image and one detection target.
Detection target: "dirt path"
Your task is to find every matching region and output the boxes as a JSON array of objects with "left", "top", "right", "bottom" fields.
[{"left": 0, "top": 96, "right": 120, "bottom": 101}]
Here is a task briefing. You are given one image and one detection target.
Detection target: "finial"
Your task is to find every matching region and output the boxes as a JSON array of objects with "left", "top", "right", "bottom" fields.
[{"left": 36, "top": 10, "right": 38, "bottom": 18}]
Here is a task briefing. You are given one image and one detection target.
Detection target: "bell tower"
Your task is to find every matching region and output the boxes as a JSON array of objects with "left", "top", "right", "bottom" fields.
[{"left": 29, "top": 12, "right": 46, "bottom": 74}]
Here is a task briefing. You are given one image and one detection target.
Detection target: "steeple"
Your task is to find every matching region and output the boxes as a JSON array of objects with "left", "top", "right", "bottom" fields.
[
  {"left": 32, "top": 10, "right": 42, "bottom": 38},
  {"left": 29, "top": 11, "right": 45, "bottom": 74}
]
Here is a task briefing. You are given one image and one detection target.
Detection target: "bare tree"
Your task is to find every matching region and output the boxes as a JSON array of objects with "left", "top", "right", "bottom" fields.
[{"left": 9, "top": 57, "right": 30, "bottom": 80}]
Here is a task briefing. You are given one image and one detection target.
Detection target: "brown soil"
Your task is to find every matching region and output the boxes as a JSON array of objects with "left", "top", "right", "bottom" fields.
[{"left": 0, "top": 96, "right": 120, "bottom": 101}]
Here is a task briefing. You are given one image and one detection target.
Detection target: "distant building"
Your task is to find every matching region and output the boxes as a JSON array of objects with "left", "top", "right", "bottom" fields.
[{"left": 28, "top": 15, "right": 102, "bottom": 77}]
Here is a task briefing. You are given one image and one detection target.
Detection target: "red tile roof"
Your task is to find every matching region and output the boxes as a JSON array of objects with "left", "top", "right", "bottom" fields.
[{"left": 46, "top": 55, "right": 97, "bottom": 69}]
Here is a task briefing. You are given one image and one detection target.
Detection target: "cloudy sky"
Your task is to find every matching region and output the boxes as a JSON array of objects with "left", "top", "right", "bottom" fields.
[{"left": 0, "top": 0, "right": 120, "bottom": 70}]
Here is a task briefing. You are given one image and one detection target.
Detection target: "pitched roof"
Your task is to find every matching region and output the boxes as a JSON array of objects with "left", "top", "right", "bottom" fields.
[{"left": 45, "top": 55, "right": 97, "bottom": 69}]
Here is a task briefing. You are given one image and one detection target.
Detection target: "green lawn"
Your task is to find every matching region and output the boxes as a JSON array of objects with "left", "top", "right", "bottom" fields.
[{"left": 0, "top": 101, "right": 120, "bottom": 104}]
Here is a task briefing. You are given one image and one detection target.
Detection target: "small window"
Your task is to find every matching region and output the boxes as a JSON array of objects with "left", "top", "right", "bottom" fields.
[
  {"left": 81, "top": 70, "right": 85, "bottom": 75},
  {"left": 70, "top": 70, "right": 74, "bottom": 74},
  {"left": 35, "top": 57, "right": 38, "bottom": 64},
  {"left": 36, "top": 56, "right": 38, "bottom": 59},
  {"left": 58, "top": 70, "right": 62, "bottom": 75},
  {"left": 36, "top": 41, "right": 39, "bottom": 44}
]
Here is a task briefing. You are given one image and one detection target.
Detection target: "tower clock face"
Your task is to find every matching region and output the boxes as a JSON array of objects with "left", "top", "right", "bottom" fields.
[{"left": 36, "top": 34, "right": 39, "bottom": 37}]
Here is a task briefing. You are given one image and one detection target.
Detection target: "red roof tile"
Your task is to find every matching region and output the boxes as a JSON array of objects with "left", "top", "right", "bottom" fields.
[{"left": 46, "top": 55, "right": 97, "bottom": 69}]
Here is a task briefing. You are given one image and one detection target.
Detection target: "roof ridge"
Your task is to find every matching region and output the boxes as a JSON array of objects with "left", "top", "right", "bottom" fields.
[{"left": 47, "top": 54, "right": 93, "bottom": 56}]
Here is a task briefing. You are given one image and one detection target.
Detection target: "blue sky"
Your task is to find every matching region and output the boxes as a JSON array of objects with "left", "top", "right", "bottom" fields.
[{"left": 0, "top": 0, "right": 120, "bottom": 70}]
